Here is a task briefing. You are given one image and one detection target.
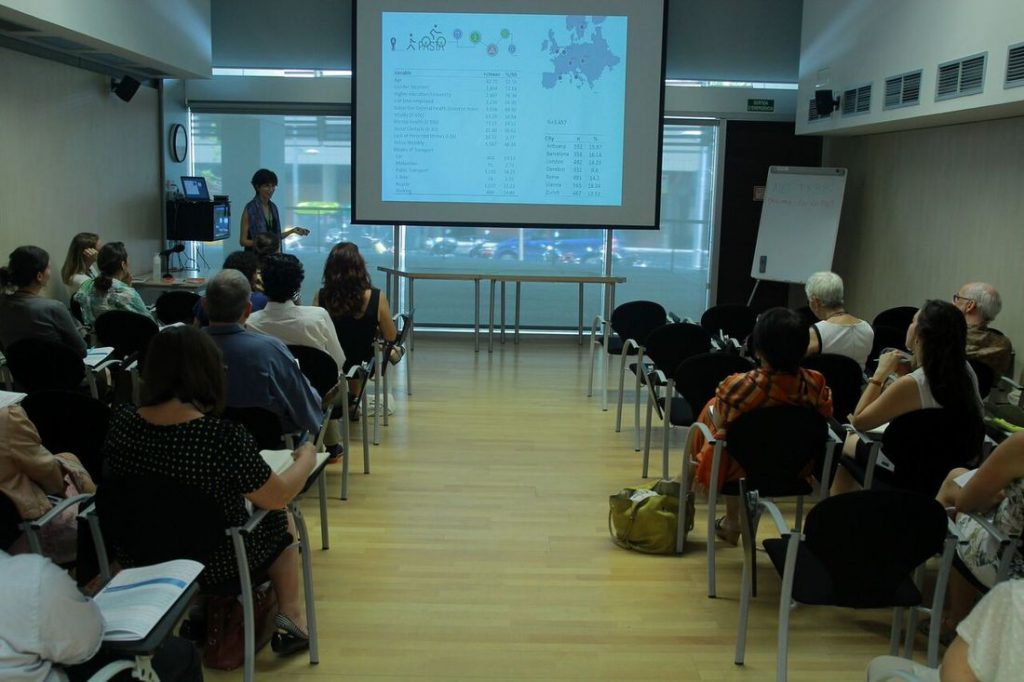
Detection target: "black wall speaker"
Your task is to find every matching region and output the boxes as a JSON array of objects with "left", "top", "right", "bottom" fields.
[
  {"left": 111, "top": 76, "right": 141, "bottom": 102},
  {"left": 814, "top": 89, "right": 835, "bottom": 116}
]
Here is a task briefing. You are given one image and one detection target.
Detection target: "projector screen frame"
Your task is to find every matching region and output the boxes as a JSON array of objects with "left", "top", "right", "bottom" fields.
[{"left": 351, "top": 0, "right": 668, "bottom": 231}]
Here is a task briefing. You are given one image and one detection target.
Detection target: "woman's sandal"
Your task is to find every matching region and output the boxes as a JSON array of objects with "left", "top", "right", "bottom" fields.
[
  {"left": 271, "top": 613, "right": 310, "bottom": 656},
  {"left": 714, "top": 516, "right": 740, "bottom": 546}
]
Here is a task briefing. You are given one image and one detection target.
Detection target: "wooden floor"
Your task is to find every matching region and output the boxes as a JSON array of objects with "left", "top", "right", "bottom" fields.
[{"left": 208, "top": 334, "right": 919, "bottom": 681}]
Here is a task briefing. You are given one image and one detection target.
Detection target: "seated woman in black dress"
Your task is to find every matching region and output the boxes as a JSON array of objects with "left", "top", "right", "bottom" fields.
[
  {"left": 314, "top": 242, "right": 397, "bottom": 394},
  {"left": 103, "top": 325, "right": 315, "bottom": 654}
]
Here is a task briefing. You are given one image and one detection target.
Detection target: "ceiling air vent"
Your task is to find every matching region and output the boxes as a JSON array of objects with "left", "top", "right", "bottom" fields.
[
  {"left": 1006, "top": 43, "right": 1024, "bottom": 88},
  {"left": 884, "top": 70, "right": 922, "bottom": 109},
  {"left": 936, "top": 52, "right": 987, "bottom": 101},
  {"left": 841, "top": 84, "right": 871, "bottom": 116}
]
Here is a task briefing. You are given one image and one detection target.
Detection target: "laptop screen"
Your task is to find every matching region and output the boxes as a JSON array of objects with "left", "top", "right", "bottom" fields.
[{"left": 180, "top": 176, "right": 210, "bottom": 201}]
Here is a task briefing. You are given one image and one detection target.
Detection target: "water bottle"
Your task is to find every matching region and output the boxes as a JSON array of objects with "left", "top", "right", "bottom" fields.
[{"left": 152, "top": 253, "right": 163, "bottom": 278}]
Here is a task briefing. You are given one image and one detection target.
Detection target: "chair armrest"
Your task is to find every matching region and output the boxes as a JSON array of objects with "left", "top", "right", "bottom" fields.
[
  {"left": 92, "top": 357, "right": 123, "bottom": 374},
  {"left": 958, "top": 511, "right": 1013, "bottom": 546},
  {"left": 621, "top": 338, "right": 641, "bottom": 356},
  {"left": 232, "top": 507, "right": 271, "bottom": 536},
  {"left": 589, "top": 314, "right": 607, "bottom": 340},
  {"left": 997, "top": 375, "right": 1023, "bottom": 392},
  {"left": 842, "top": 422, "right": 878, "bottom": 447},
  {"left": 647, "top": 368, "right": 668, "bottom": 388},
  {"left": 690, "top": 421, "right": 716, "bottom": 445},
  {"left": 754, "top": 497, "right": 792, "bottom": 536},
  {"left": 27, "top": 494, "right": 93, "bottom": 529}
]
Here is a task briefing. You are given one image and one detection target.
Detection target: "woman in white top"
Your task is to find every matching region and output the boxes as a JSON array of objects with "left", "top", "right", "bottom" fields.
[
  {"left": 831, "top": 299, "right": 984, "bottom": 495},
  {"left": 804, "top": 271, "right": 874, "bottom": 368},
  {"left": 59, "top": 232, "right": 100, "bottom": 300}
]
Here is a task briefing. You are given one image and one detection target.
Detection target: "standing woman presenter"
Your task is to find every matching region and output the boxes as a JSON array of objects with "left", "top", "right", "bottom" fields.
[{"left": 239, "top": 168, "right": 310, "bottom": 250}]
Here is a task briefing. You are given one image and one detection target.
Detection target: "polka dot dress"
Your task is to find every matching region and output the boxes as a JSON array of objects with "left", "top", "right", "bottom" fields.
[{"left": 104, "top": 404, "right": 289, "bottom": 586}]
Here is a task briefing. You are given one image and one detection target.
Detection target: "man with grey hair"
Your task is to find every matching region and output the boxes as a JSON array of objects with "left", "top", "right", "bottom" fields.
[
  {"left": 954, "top": 281, "right": 1013, "bottom": 377},
  {"left": 204, "top": 268, "right": 322, "bottom": 435}
]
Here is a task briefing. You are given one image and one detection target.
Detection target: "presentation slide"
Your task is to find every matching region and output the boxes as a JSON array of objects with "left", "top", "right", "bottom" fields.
[
  {"left": 353, "top": 1, "right": 667, "bottom": 229},
  {"left": 382, "top": 12, "right": 626, "bottom": 206}
]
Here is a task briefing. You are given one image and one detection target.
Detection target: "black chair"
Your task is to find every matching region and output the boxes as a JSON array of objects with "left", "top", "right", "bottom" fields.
[
  {"left": 587, "top": 300, "right": 666, "bottom": 412},
  {"left": 222, "top": 406, "right": 286, "bottom": 450},
  {"left": 3, "top": 338, "right": 99, "bottom": 396},
  {"left": 872, "top": 306, "right": 918, "bottom": 336},
  {"left": 734, "top": 490, "right": 954, "bottom": 679},
  {"left": 867, "top": 324, "right": 909, "bottom": 368},
  {"left": 631, "top": 322, "right": 711, "bottom": 454},
  {"left": 794, "top": 305, "right": 817, "bottom": 330},
  {"left": 92, "top": 473, "right": 320, "bottom": 682},
  {"left": 801, "top": 353, "right": 865, "bottom": 424},
  {"left": 374, "top": 312, "right": 414, "bottom": 443},
  {"left": 700, "top": 304, "right": 756, "bottom": 346},
  {"left": 0, "top": 491, "right": 21, "bottom": 551},
  {"left": 699, "top": 406, "right": 835, "bottom": 599},
  {"left": 841, "top": 408, "right": 984, "bottom": 494},
  {"left": 642, "top": 350, "right": 750, "bottom": 479},
  {"left": 20, "top": 390, "right": 111, "bottom": 483},
  {"left": 155, "top": 290, "right": 201, "bottom": 325},
  {"left": 94, "top": 310, "right": 160, "bottom": 404},
  {"left": 287, "top": 344, "right": 371, "bottom": 502},
  {"left": 967, "top": 357, "right": 995, "bottom": 399}
]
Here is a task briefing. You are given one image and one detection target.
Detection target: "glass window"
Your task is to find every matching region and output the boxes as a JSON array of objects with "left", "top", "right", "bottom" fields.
[{"left": 188, "top": 114, "right": 718, "bottom": 328}]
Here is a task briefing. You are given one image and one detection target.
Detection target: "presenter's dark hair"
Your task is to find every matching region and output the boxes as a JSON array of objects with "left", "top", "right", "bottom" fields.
[
  {"left": 94, "top": 242, "right": 129, "bottom": 294},
  {"left": 61, "top": 232, "right": 99, "bottom": 286},
  {"left": 251, "top": 168, "right": 278, "bottom": 191},
  {"left": 749, "top": 307, "right": 807, "bottom": 373},
  {"left": 914, "top": 300, "right": 981, "bottom": 424},
  {"left": 320, "top": 242, "right": 371, "bottom": 317},
  {"left": 222, "top": 250, "right": 260, "bottom": 286},
  {"left": 140, "top": 325, "right": 225, "bottom": 414},
  {"left": 261, "top": 253, "right": 304, "bottom": 302},
  {"left": 0, "top": 246, "right": 49, "bottom": 289}
]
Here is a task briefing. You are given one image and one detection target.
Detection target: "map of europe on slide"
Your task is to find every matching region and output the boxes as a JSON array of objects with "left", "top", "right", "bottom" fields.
[{"left": 381, "top": 13, "right": 627, "bottom": 206}]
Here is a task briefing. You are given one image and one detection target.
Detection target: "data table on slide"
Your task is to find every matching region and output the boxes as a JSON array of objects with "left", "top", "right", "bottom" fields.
[{"left": 382, "top": 12, "right": 626, "bottom": 206}]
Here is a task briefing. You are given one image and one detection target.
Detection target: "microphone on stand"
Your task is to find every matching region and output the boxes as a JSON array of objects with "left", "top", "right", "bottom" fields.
[{"left": 159, "top": 243, "right": 186, "bottom": 257}]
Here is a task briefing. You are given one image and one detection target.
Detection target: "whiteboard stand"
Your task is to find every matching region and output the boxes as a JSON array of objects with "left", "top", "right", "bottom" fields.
[{"left": 749, "top": 166, "right": 848, "bottom": 297}]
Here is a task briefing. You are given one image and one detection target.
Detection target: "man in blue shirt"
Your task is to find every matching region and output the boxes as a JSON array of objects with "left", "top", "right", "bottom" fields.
[{"left": 203, "top": 268, "right": 322, "bottom": 436}]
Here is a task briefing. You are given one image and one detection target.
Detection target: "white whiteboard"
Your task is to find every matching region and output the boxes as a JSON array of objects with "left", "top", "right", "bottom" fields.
[{"left": 751, "top": 166, "right": 847, "bottom": 283}]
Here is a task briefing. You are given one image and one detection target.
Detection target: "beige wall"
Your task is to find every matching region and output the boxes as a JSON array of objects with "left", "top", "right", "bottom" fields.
[
  {"left": 0, "top": 47, "right": 161, "bottom": 303},
  {"left": 823, "top": 115, "right": 1024, "bottom": 370}
]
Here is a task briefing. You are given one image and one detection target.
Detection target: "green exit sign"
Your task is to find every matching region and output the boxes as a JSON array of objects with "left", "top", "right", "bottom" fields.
[{"left": 747, "top": 98, "right": 775, "bottom": 113}]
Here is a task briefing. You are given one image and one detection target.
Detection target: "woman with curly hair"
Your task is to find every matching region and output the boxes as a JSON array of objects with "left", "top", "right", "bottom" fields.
[{"left": 314, "top": 243, "right": 396, "bottom": 391}]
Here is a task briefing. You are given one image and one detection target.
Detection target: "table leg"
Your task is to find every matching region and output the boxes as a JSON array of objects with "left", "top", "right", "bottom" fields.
[
  {"left": 578, "top": 283, "right": 584, "bottom": 345},
  {"left": 488, "top": 279, "right": 495, "bottom": 353},
  {"left": 514, "top": 282, "right": 521, "bottom": 344},
  {"left": 500, "top": 281, "right": 506, "bottom": 344},
  {"left": 474, "top": 279, "right": 480, "bottom": 353}
]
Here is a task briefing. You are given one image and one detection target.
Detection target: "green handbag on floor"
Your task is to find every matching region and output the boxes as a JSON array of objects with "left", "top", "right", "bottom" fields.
[{"left": 608, "top": 480, "right": 692, "bottom": 555}]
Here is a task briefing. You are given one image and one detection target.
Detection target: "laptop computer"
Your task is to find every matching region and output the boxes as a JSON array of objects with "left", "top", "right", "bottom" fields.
[{"left": 180, "top": 176, "right": 210, "bottom": 201}]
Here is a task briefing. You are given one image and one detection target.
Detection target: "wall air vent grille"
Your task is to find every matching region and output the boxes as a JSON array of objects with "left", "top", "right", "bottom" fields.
[
  {"left": 841, "top": 83, "right": 871, "bottom": 116},
  {"left": 937, "top": 53, "right": 987, "bottom": 100},
  {"left": 1006, "top": 43, "right": 1024, "bottom": 88},
  {"left": 884, "top": 70, "right": 922, "bottom": 109},
  {"left": 808, "top": 97, "right": 822, "bottom": 122}
]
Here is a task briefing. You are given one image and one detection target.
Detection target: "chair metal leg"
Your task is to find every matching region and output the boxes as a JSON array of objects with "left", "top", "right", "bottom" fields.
[
  {"left": 339, "top": 398, "right": 351, "bottom": 502},
  {"left": 373, "top": 346, "right": 382, "bottom": 445},
  {"left": 707, "top": 442, "right": 724, "bottom": 598},
  {"left": 361, "top": 387, "right": 371, "bottom": 475},
  {"left": 776, "top": 533, "right": 801, "bottom": 682},
  {"left": 675, "top": 449, "right": 691, "bottom": 554},
  {"left": 661, "top": 381, "right": 674, "bottom": 481},
  {"left": 904, "top": 565, "right": 924, "bottom": 657},
  {"left": 290, "top": 502, "right": 320, "bottom": 665},
  {"left": 926, "top": 536, "right": 956, "bottom": 667},
  {"left": 734, "top": 523, "right": 754, "bottom": 665},
  {"left": 317, "top": 470, "right": 329, "bottom": 550},
  {"left": 794, "top": 496, "right": 805, "bottom": 532},
  {"left": 383, "top": 366, "right": 390, "bottom": 428},
  {"left": 615, "top": 351, "right": 628, "bottom": 432},
  {"left": 586, "top": 335, "right": 597, "bottom": 398},
  {"left": 642, "top": 391, "right": 655, "bottom": 478},
  {"left": 633, "top": 356, "right": 643, "bottom": 451},
  {"left": 889, "top": 607, "right": 904, "bottom": 655},
  {"left": 229, "top": 530, "right": 256, "bottom": 682}
]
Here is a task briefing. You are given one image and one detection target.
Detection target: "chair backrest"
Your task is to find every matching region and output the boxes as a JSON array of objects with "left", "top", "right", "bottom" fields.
[
  {"left": 801, "top": 353, "right": 864, "bottom": 423},
  {"left": 94, "top": 310, "right": 160, "bottom": 360},
  {"left": 872, "top": 306, "right": 918, "bottom": 335},
  {"left": 644, "top": 323, "right": 712, "bottom": 373},
  {"left": 794, "top": 305, "right": 818, "bottom": 330},
  {"left": 672, "top": 352, "right": 754, "bottom": 413},
  {"left": 222, "top": 406, "right": 285, "bottom": 450},
  {"left": 881, "top": 408, "right": 983, "bottom": 494},
  {"left": 380, "top": 312, "right": 413, "bottom": 379},
  {"left": 155, "top": 291, "right": 201, "bottom": 325},
  {"left": 0, "top": 491, "right": 21, "bottom": 551},
  {"left": 967, "top": 358, "right": 995, "bottom": 399},
  {"left": 96, "top": 474, "right": 226, "bottom": 568},
  {"left": 801, "top": 490, "right": 948, "bottom": 608},
  {"left": 3, "top": 339, "right": 85, "bottom": 393},
  {"left": 868, "top": 325, "right": 908, "bottom": 366},
  {"left": 609, "top": 300, "right": 666, "bottom": 347},
  {"left": 726, "top": 406, "right": 828, "bottom": 496},
  {"left": 20, "top": 390, "right": 111, "bottom": 483},
  {"left": 287, "top": 344, "right": 339, "bottom": 397},
  {"left": 69, "top": 297, "right": 85, "bottom": 325},
  {"left": 700, "top": 304, "right": 756, "bottom": 341}
]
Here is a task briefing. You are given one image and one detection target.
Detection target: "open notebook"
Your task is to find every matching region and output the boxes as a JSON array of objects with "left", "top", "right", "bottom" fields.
[{"left": 93, "top": 559, "right": 203, "bottom": 641}]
